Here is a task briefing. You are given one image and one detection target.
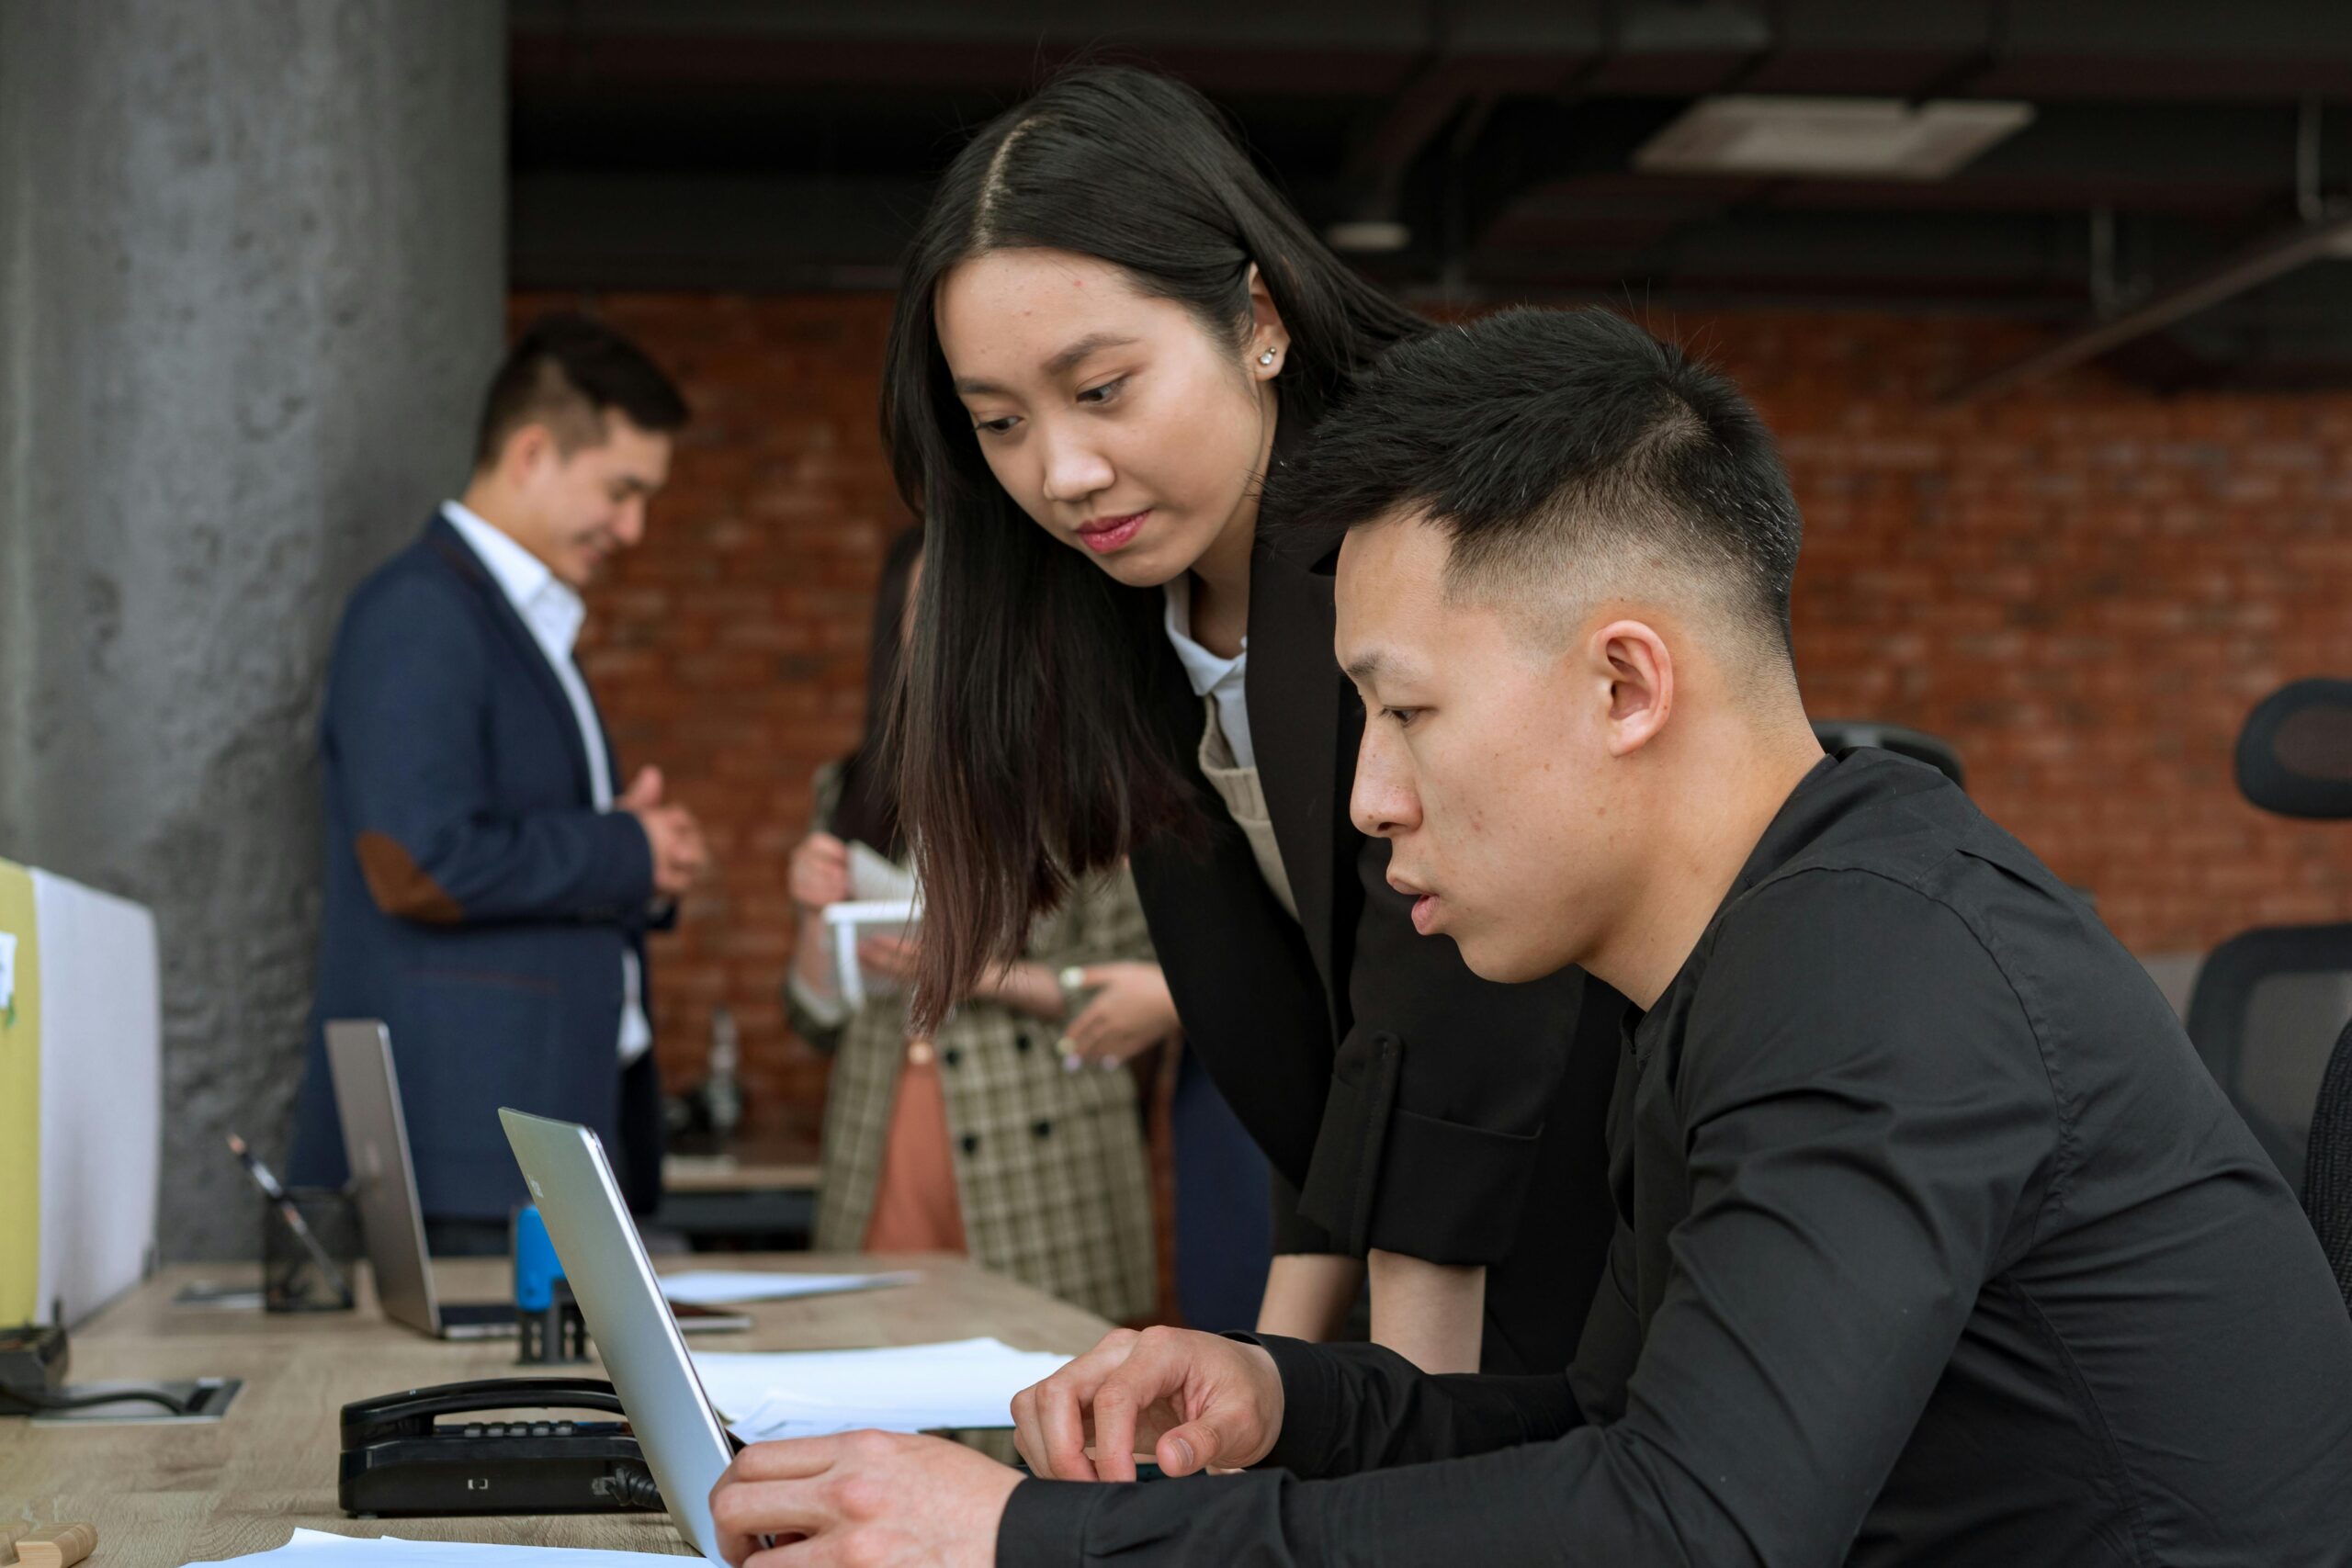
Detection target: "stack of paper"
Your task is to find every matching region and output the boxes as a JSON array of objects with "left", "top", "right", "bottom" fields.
[
  {"left": 693, "top": 1336, "right": 1070, "bottom": 1442},
  {"left": 823, "top": 840, "right": 922, "bottom": 1007},
  {"left": 177, "top": 1529, "right": 695, "bottom": 1568},
  {"left": 657, "top": 1269, "right": 918, "bottom": 1307}
]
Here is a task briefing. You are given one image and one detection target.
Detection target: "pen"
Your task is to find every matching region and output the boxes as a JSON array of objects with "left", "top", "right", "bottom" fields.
[{"left": 226, "top": 1132, "right": 352, "bottom": 1303}]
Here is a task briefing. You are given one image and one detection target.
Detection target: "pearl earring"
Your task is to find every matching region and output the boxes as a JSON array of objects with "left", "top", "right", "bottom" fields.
[{"left": 1259, "top": 348, "right": 1278, "bottom": 367}]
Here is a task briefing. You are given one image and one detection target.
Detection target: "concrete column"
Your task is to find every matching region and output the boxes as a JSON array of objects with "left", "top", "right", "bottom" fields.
[{"left": 0, "top": 1, "right": 505, "bottom": 1258}]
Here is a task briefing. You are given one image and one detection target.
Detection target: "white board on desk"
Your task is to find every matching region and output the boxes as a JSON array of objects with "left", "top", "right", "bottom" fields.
[{"left": 34, "top": 867, "right": 161, "bottom": 1325}]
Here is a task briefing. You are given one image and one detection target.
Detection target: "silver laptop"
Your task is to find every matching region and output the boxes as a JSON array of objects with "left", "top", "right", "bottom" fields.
[
  {"left": 323, "top": 1020, "right": 749, "bottom": 1339},
  {"left": 502, "top": 1107, "right": 739, "bottom": 1560}
]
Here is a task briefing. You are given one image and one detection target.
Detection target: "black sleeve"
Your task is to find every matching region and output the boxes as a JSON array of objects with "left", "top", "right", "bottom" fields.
[
  {"left": 1295, "top": 849, "right": 1589, "bottom": 1263},
  {"left": 1245, "top": 1335, "right": 1583, "bottom": 1476},
  {"left": 1267, "top": 1167, "right": 1340, "bottom": 1258},
  {"left": 1131, "top": 818, "right": 1346, "bottom": 1258},
  {"left": 996, "top": 874, "right": 2063, "bottom": 1567}
]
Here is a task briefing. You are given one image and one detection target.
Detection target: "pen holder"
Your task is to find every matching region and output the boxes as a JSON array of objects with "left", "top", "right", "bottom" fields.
[
  {"left": 262, "top": 1186, "right": 361, "bottom": 1313},
  {"left": 515, "top": 1279, "right": 590, "bottom": 1365}
]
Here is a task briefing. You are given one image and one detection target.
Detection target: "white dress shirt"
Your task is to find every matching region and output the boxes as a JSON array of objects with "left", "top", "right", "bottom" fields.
[
  {"left": 442, "top": 501, "right": 652, "bottom": 1065},
  {"left": 1163, "top": 573, "right": 1255, "bottom": 768}
]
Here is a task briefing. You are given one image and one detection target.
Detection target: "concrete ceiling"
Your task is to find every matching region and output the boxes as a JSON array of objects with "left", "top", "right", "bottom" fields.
[{"left": 507, "top": 0, "right": 2352, "bottom": 390}]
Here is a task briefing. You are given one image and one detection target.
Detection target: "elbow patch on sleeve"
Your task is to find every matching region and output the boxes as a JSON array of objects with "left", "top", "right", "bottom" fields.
[{"left": 356, "top": 831, "right": 464, "bottom": 923}]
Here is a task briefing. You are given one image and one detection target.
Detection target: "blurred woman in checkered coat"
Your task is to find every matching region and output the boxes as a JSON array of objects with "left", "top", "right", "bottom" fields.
[{"left": 785, "top": 528, "right": 1166, "bottom": 1324}]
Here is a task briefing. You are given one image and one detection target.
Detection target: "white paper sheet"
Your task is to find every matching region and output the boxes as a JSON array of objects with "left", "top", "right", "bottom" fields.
[
  {"left": 816, "top": 841, "right": 923, "bottom": 1009},
  {"left": 657, "top": 1269, "right": 918, "bottom": 1306},
  {"left": 848, "top": 840, "right": 918, "bottom": 903},
  {"left": 692, "top": 1336, "right": 1070, "bottom": 1440},
  {"left": 821, "top": 899, "right": 920, "bottom": 1010},
  {"left": 180, "top": 1527, "right": 702, "bottom": 1568}
]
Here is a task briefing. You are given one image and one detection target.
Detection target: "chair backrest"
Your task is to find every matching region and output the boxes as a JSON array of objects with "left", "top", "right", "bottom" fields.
[
  {"left": 2300, "top": 1017, "right": 2352, "bottom": 1310},
  {"left": 2237, "top": 678, "right": 2352, "bottom": 819},
  {"left": 2183, "top": 924, "right": 2352, "bottom": 1195},
  {"left": 1810, "top": 719, "right": 1965, "bottom": 791}
]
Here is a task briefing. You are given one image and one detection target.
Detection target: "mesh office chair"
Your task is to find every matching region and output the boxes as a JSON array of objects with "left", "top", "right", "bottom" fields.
[
  {"left": 2182, "top": 679, "right": 2352, "bottom": 1196},
  {"left": 2302, "top": 1017, "right": 2352, "bottom": 1308},
  {"left": 1810, "top": 719, "right": 1966, "bottom": 791}
]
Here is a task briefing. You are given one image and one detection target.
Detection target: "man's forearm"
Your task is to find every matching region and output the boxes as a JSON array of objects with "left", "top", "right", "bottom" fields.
[
  {"left": 1367, "top": 1250, "right": 1486, "bottom": 1373},
  {"left": 1000, "top": 1392, "right": 1596, "bottom": 1566},
  {"left": 1251, "top": 1335, "right": 1585, "bottom": 1479},
  {"left": 358, "top": 808, "right": 653, "bottom": 926}
]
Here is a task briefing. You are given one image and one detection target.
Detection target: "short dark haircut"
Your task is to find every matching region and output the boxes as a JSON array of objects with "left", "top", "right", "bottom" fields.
[
  {"left": 473, "top": 312, "right": 689, "bottom": 469},
  {"left": 1274, "top": 306, "right": 1803, "bottom": 671}
]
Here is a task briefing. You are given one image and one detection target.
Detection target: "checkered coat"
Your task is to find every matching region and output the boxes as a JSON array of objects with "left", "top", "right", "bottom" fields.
[{"left": 789, "top": 767, "right": 1159, "bottom": 1325}]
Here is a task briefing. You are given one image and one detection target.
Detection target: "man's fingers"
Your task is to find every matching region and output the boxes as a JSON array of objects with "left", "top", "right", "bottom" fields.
[
  {"left": 620, "top": 765, "right": 663, "bottom": 809},
  {"left": 1010, "top": 1384, "right": 1044, "bottom": 1474},
  {"left": 718, "top": 1483, "right": 824, "bottom": 1546},
  {"left": 729, "top": 1437, "right": 842, "bottom": 1482},
  {"left": 1086, "top": 1357, "right": 1173, "bottom": 1483},
  {"left": 1088, "top": 1383, "right": 1140, "bottom": 1482},
  {"left": 742, "top": 1533, "right": 823, "bottom": 1568},
  {"left": 1156, "top": 1421, "right": 1222, "bottom": 1477},
  {"left": 1086, "top": 1329, "right": 1195, "bottom": 1481},
  {"left": 1035, "top": 1371, "right": 1100, "bottom": 1481},
  {"left": 1023, "top": 1329, "right": 1144, "bottom": 1480}
]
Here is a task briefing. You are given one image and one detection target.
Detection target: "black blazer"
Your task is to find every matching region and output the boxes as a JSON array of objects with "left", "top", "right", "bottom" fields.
[
  {"left": 288, "top": 515, "right": 666, "bottom": 1220},
  {"left": 1129, "top": 527, "right": 1622, "bottom": 1372}
]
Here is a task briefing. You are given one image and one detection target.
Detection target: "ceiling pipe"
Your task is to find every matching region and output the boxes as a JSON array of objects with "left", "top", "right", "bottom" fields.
[
  {"left": 1951, "top": 93, "right": 2352, "bottom": 404},
  {"left": 1945, "top": 210, "right": 2352, "bottom": 405}
]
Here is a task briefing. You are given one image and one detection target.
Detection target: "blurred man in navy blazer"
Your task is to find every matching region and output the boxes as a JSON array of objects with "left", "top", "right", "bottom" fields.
[{"left": 289, "top": 314, "right": 709, "bottom": 1253}]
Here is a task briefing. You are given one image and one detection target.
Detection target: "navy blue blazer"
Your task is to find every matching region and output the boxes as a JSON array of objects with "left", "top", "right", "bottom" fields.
[{"left": 288, "top": 514, "right": 665, "bottom": 1221}]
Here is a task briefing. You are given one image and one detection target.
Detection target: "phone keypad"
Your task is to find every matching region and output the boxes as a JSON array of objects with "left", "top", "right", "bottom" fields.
[{"left": 453, "top": 1421, "right": 581, "bottom": 1438}]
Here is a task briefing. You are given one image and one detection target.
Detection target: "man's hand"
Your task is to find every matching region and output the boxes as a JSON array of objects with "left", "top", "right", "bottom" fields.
[
  {"left": 620, "top": 765, "right": 710, "bottom": 897},
  {"left": 636, "top": 807, "right": 709, "bottom": 897},
  {"left": 709, "top": 1430, "right": 1017, "bottom": 1568},
  {"left": 618, "top": 765, "right": 667, "bottom": 815},
  {"left": 1062, "top": 963, "right": 1180, "bottom": 1069},
  {"left": 1011, "top": 1326, "right": 1284, "bottom": 1482}
]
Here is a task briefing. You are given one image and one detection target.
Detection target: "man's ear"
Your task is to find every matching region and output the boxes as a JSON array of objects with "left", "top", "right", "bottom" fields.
[
  {"left": 1591, "top": 619, "right": 1674, "bottom": 758},
  {"left": 1244, "top": 263, "right": 1292, "bottom": 378},
  {"left": 502, "top": 422, "right": 556, "bottom": 485}
]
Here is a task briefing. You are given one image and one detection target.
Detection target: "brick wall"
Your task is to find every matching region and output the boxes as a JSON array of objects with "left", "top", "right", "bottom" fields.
[{"left": 548, "top": 293, "right": 2352, "bottom": 1120}]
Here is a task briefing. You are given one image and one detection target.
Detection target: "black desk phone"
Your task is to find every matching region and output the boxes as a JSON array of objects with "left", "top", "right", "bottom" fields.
[{"left": 340, "top": 1377, "right": 669, "bottom": 1517}]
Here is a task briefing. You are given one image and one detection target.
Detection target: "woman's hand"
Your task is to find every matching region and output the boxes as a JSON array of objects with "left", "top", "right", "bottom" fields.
[
  {"left": 856, "top": 933, "right": 922, "bottom": 985},
  {"left": 788, "top": 832, "right": 853, "bottom": 915},
  {"left": 710, "top": 1430, "right": 1017, "bottom": 1568},
  {"left": 1010, "top": 1325, "right": 1285, "bottom": 1481},
  {"left": 1061, "top": 963, "right": 1179, "bottom": 1069}
]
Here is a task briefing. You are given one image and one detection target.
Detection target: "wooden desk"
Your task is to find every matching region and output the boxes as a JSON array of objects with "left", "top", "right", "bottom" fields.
[{"left": 1, "top": 1255, "right": 1106, "bottom": 1567}]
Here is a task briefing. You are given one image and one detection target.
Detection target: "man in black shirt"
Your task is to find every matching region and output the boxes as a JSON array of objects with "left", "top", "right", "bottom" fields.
[{"left": 708, "top": 309, "right": 2352, "bottom": 1566}]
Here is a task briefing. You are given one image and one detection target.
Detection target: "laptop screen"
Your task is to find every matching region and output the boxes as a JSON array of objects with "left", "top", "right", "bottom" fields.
[{"left": 500, "top": 1108, "right": 738, "bottom": 1560}]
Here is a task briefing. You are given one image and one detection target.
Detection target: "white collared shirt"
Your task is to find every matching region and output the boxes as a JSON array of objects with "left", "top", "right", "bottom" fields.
[
  {"left": 1163, "top": 573, "right": 1255, "bottom": 769},
  {"left": 442, "top": 501, "right": 653, "bottom": 1065}
]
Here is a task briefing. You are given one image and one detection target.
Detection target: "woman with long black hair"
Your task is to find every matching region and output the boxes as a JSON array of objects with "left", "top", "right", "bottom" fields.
[
  {"left": 786, "top": 526, "right": 1170, "bottom": 1324},
  {"left": 882, "top": 66, "right": 1622, "bottom": 1374}
]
